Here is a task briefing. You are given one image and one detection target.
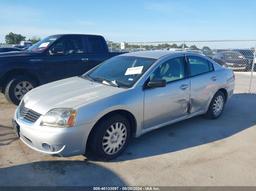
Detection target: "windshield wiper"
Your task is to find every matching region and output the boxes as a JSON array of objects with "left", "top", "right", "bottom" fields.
[
  {"left": 82, "top": 75, "right": 128, "bottom": 88},
  {"left": 115, "top": 80, "right": 129, "bottom": 88},
  {"left": 82, "top": 75, "right": 94, "bottom": 82},
  {"left": 101, "top": 79, "right": 119, "bottom": 87},
  {"left": 86, "top": 76, "right": 118, "bottom": 87}
]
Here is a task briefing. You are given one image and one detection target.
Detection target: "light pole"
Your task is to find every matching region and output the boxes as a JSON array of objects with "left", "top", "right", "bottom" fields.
[{"left": 249, "top": 47, "right": 256, "bottom": 93}]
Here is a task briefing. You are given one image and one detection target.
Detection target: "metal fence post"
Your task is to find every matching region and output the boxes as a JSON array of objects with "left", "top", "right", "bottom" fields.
[{"left": 248, "top": 47, "right": 256, "bottom": 93}]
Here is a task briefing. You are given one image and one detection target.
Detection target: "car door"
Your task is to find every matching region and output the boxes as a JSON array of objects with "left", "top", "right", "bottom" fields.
[
  {"left": 143, "top": 56, "right": 190, "bottom": 129},
  {"left": 44, "top": 36, "right": 89, "bottom": 82},
  {"left": 40, "top": 37, "right": 66, "bottom": 82},
  {"left": 187, "top": 55, "right": 217, "bottom": 114},
  {"left": 62, "top": 35, "right": 91, "bottom": 76},
  {"left": 83, "top": 36, "right": 110, "bottom": 70}
]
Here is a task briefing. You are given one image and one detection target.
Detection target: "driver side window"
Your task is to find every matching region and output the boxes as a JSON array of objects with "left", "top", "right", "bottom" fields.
[
  {"left": 49, "top": 39, "right": 65, "bottom": 55},
  {"left": 150, "top": 57, "right": 186, "bottom": 83},
  {"left": 49, "top": 37, "right": 84, "bottom": 55}
]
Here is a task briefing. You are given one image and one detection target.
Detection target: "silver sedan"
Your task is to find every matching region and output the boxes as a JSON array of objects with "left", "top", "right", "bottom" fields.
[{"left": 13, "top": 51, "right": 235, "bottom": 160}]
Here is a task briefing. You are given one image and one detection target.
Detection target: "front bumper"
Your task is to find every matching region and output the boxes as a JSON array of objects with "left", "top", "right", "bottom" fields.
[
  {"left": 13, "top": 110, "right": 93, "bottom": 157},
  {"left": 225, "top": 63, "right": 247, "bottom": 70}
]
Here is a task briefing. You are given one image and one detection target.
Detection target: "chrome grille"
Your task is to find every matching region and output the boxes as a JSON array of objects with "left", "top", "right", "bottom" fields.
[{"left": 19, "top": 102, "right": 41, "bottom": 123}]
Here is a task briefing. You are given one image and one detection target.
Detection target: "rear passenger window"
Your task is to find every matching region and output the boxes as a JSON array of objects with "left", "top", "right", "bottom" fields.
[
  {"left": 87, "top": 36, "right": 105, "bottom": 53},
  {"left": 188, "top": 56, "right": 213, "bottom": 77},
  {"left": 65, "top": 36, "right": 84, "bottom": 54}
]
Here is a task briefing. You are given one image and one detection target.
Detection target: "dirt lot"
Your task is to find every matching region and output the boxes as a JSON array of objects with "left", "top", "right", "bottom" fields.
[{"left": 0, "top": 72, "right": 256, "bottom": 186}]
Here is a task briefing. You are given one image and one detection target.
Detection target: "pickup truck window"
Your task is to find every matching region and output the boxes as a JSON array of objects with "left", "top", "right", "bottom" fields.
[
  {"left": 28, "top": 35, "right": 61, "bottom": 53},
  {"left": 49, "top": 36, "right": 85, "bottom": 55},
  {"left": 87, "top": 36, "right": 106, "bottom": 53},
  {"left": 65, "top": 37, "right": 84, "bottom": 54}
]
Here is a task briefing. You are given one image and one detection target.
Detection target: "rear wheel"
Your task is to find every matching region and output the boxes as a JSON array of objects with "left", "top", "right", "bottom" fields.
[
  {"left": 87, "top": 115, "right": 131, "bottom": 160},
  {"left": 205, "top": 91, "right": 226, "bottom": 119},
  {"left": 4, "top": 76, "right": 36, "bottom": 105}
]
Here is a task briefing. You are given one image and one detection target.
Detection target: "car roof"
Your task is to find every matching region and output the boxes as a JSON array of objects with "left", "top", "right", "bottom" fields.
[
  {"left": 122, "top": 50, "right": 202, "bottom": 59},
  {"left": 50, "top": 34, "right": 104, "bottom": 38}
]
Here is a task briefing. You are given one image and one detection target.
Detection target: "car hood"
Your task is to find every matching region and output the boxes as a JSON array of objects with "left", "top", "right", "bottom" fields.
[{"left": 23, "top": 77, "right": 126, "bottom": 114}]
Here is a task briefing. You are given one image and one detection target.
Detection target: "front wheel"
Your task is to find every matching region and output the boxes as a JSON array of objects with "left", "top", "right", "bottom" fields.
[
  {"left": 205, "top": 91, "right": 226, "bottom": 119},
  {"left": 87, "top": 115, "right": 131, "bottom": 160},
  {"left": 4, "top": 76, "right": 36, "bottom": 105}
]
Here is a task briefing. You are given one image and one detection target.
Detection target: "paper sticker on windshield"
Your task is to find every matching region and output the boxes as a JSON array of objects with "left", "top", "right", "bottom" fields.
[
  {"left": 125, "top": 66, "right": 144, "bottom": 75},
  {"left": 39, "top": 42, "right": 50, "bottom": 48}
]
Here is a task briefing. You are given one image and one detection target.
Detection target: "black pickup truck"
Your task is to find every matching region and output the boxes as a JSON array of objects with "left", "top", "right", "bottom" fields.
[{"left": 0, "top": 34, "right": 124, "bottom": 105}]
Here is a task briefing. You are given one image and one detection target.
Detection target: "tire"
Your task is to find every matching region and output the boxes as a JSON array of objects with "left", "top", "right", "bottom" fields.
[
  {"left": 205, "top": 91, "right": 226, "bottom": 119},
  {"left": 87, "top": 114, "right": 131, "bottom": 161},
  {"left": 4, "top": 75, "right": 36, "bottom": 105}
]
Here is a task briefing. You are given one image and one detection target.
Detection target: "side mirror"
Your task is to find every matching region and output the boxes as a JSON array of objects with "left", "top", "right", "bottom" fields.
[
  {"left": 146, "top": 79, "right": 166, "bottom": 88},
  {"left": 49, "top": 46, "right": 65, "bottom": 55}
]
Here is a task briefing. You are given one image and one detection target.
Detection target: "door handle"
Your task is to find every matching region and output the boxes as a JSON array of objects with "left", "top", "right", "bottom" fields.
[
  {"left": 81, "top": 58, "right": 89, "bottom": 62},
  {"left": 180, "top": 84, "right": 189, "bottom": 90},
  {"left": 211, "top": 76, "right": 217, "bottom": 81}
]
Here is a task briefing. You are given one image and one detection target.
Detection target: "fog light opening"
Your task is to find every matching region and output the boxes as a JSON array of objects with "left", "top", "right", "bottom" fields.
[
  {"left": 42, "top": 143, "right": 64, "bottom": 152},
  {"left": 42, "top": 143, "right": 51, "bottom": 151}
]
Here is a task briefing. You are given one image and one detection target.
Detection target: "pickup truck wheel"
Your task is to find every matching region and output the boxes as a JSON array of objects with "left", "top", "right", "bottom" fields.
[
  {"left": 87, "top": 115, "right": 131, "bottom": 161},
  {"left": 4, "top": 76, "right": 36, "bottom": 105},
  {"left": 205, "top": 91, "right": 226, "bottom": 119}
]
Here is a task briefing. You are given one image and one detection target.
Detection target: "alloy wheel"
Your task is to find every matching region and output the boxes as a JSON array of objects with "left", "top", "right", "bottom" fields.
[
  {"left": 212, "top": 95, "right": 224, "bottom": 117},
  {"left": 102, "top": 122, "right": 128, "bottom": 155},
  {"left": 14, "top": 81, "right": 34, "bottom": 100}
]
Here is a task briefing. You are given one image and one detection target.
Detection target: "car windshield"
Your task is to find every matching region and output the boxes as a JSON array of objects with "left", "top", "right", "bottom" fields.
[
  {"left": 27, "top": 35, "right": 61, "bottom": 52},
  {"left": 83, "top": 56, "right": 156, "bottom": 88}
]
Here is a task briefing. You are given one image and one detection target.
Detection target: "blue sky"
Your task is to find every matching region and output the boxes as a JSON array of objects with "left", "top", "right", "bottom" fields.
[{"left": 0, "top": 0, "right": 256, "bottom": 44}]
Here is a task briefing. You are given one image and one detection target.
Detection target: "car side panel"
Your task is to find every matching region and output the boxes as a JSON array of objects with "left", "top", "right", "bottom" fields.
[
  {"left": 143, "top": 79, "right": 190, "bottom": 129},
  {"left": 75, "top": 88, "right": 144, "bottom": 139},
  {"left": 189, "top": 71, "right": 219, "bottom": 114}
]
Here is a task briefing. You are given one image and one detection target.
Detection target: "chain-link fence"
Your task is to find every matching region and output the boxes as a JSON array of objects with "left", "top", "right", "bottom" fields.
[{"left": 109, "top": 40, "right": 256, "bottom": 94}]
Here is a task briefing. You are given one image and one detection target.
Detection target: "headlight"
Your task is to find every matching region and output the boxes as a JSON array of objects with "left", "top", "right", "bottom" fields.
[{"left": 40, "top": 108, "right": 77, "bottom": 128}]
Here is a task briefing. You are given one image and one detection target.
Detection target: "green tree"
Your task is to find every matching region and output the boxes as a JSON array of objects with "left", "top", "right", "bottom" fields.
[
  {"left": 28, "top": 36, "right": 41, "bottom": 44},
  {"left": 5, "top": 32, "right": 26, "bottom": 44},
  {"left": 170, "top": 43, "right": 178, "bottom": 48},
  {"left": 190, "top": 45, "right": 200, "bottom": 50},
  {"left": 202, "top": 46, "right": 213, "bottom": 57},
  {"left": 202, "top": 46, "right": 212, "bottom": 52}
]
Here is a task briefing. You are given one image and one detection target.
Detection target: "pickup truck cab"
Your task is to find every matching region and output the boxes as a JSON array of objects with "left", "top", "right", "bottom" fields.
[{"left": 0, "top": 34, "right": 123, "bottom": 105}]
